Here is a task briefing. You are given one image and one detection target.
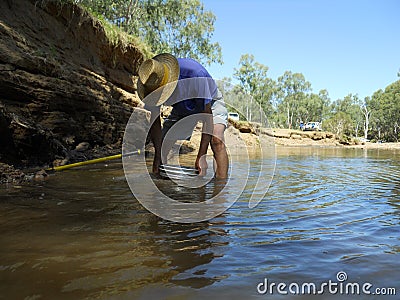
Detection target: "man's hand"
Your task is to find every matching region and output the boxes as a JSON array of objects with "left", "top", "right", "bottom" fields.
[
  {"left": 195, "top": 154, "right": 208, "bottom": 176},
  {"left": 195, "top": 103, "right": 213, "bottom": 176}
]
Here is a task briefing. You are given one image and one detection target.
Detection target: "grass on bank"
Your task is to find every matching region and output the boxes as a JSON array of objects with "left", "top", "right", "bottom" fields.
[
  {"left": 85, "top": 9, "right": 153, "bottom": 58},
  {"left": 35, "top": 0, "right": 153, "bottom": 58}
]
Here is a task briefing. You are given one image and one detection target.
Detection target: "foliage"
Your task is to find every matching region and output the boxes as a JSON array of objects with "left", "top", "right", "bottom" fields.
[
  {"left": 74, "top": 0, "right": 222, "bottom": 64},
  {"left": 233, "top": 54, "right": 274, "bottom": 123},
  {"left": 324, "top": 111, "right": 354, "bottom": 136},
  {"left": 276, "top": 71, "right": 311, "bottom": 129},
  {"left": 90, "top": 10, "right": 152, "bottom": 55},
  {"left": 368, "top": 81, "right": 400, "bottom": 142},
  {"left": 323, "top": 94, "right": 362, "bottom": 137},
  {"left": 232, "top": 55, "right": 331, "bottom": 130},
  {"left": 322, "top": 83, "right": 400, "bottom": 141},
  {"left": 229, "top": 53, "right": 399, "bottom": 142}
]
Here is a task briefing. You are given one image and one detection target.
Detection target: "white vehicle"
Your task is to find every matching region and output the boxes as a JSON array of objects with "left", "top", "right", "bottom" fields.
[
  {"left": 304, "top": 122, "right": 322, "bottom": 131},
  {"left": 228, "top": 112, "right": 240, "bottom": 121},
  {"left": 358, "top": 137, "right": 370, "bottom": 143}
]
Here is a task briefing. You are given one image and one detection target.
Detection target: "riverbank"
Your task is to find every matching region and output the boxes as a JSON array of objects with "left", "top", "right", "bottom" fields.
[
  {"left": 348, "top": 142, "right": 400, "bottom": 150},
  {"left": 3, "top": 123, "right": 400, "bottom": 184},
  {"left": 175, "top": 122, "right": 400, "bottom": 158},
  {"left": 267, "top": 128, "right": 400, "bottom": 150},
  {"left": 0, "top": 0, "right": 146, "bottom": 183}
]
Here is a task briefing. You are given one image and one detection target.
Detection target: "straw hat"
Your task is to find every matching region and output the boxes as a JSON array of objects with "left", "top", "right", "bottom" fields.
[{"left": 137, "top": 53, "right": 180, "bottom": 106}]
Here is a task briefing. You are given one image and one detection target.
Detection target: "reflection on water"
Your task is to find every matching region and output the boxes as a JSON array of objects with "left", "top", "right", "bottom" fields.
[{"left": 0, "top": 147, "right": 399, "bottom": 299}]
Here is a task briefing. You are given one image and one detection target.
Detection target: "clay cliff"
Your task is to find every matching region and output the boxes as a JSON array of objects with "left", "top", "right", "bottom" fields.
[{"left": 0, "top": 0, "right": 144, "bottom": 181}]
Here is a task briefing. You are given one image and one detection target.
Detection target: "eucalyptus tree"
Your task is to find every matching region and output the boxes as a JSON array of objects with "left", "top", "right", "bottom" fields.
[
  {"left": 361, "top": 97, "right": 373, "bottom": 139},
  {"left": 276, "top": 71, "right": 311, "bottom": 129},
  {"left": 323, "top": 111, "right": 353, "bottom": 136},
  {"left": 298, "top": 91, "right": 329, "bottom": 125},
  {"left": 318, "top": 89, "right": 331, "bottom": 121},
  {"left": 139, "top": 0, "right": 222, "bottom": 64},
  {"left": 383, "top": 80, "right": 400, "bottom": 141},
  {"left": 368, "top": 89, "right": 384, "bottom": 140},
  {"left": 347, "top": 94, "right": 363, "bottom": 137},
  {"left": 323, "top": 94, "right": 362, "bottom": 137},
  {"left": 75, "top": 0, "right": 222, "bottom": 65},
  {"left": 233, "top": 54, "right": 275, "bottom": 123},
  {"left": 368, "top": 80, "right": 400, "bottom": 142}
]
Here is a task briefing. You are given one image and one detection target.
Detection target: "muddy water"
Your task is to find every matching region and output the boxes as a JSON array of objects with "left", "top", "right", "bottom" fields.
[{"left": 0, "top": 147, "right": 399, "bottom": 299}]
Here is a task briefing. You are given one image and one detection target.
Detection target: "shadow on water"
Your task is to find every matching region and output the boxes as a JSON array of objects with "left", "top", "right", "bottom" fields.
[
  {"left": 0, "top": 147, "right": 399, "bottom": 299},
  {"left": 0, "top": 163, "right": 232, "bottom": 299}
]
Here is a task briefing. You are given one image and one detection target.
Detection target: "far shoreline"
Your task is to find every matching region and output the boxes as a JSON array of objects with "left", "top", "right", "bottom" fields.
[
  {"left": 2, "top": 127, "right": 399, "bottom": 185},
  {"left": 1, "top": 144, "right": 399, "bottom": 186}
]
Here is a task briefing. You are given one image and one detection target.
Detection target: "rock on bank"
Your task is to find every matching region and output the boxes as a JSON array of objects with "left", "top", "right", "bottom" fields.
[{"left": 0, "top": 0, "right": 144, "bottom": 179}]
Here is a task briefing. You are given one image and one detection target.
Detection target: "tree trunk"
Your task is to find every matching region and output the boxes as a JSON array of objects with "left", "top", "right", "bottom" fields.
[
  {"left": 249, "top": 96, "right": 253, "bottom": 122},
  {"left": 355, "top": 123, "right": 359, "bottom": 138},
  {"left": 246, "top": 97, "right": 249, "bottom": 121},
  {"left": 362, "top": 105, "right": 370, "bottom": 139}
]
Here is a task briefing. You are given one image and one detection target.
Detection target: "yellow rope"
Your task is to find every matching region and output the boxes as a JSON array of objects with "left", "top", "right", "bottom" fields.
[{"left": 47, "top": 150, "right": 140, "bottom": 172}]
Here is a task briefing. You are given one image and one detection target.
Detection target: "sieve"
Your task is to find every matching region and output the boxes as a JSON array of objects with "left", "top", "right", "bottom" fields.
[{"left": 159, "top": 164, "right": 199, "bottom": 180}]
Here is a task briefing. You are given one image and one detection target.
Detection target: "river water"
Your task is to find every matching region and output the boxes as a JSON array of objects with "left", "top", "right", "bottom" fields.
[{"left": 1, "top": 147, "right": 399, "bottom": 299}]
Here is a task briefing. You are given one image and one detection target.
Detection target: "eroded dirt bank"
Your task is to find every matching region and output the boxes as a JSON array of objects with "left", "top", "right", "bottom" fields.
[{"left": 0, "top": 0, "right": 144, "bottom": 183}]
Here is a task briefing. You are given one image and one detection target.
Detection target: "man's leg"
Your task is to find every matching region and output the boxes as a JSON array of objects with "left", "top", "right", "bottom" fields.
[
  {"left": 211, "top": 123, "right": 228, "bottom": 178},
  {"left": 161, "top": 118, "right": 177, "bottom": 165},
  {"left": 161, "top": 112, "right": 197, "bottom": 165}
]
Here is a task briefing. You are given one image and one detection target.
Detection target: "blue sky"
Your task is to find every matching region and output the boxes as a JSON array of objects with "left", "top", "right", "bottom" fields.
[{"left": 201, "top": 0, "right": 399, "bottom": 101}]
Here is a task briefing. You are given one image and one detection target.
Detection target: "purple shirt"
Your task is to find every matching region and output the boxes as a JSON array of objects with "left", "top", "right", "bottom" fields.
[{"left": 167, "top": 58, "right": 218, "bottom": 116}]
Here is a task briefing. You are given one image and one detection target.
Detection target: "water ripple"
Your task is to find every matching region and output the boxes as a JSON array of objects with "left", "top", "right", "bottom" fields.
[{"left": 1, "top": 150, "right": 400, "bottom": 298}]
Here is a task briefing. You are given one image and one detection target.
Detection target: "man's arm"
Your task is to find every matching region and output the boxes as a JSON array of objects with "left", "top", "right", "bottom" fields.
[{"left": 195, "top": 103, "right": 213, "bottom": 174}]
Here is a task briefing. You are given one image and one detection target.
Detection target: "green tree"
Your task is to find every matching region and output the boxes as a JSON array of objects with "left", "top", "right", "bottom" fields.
[
  {"left": 76, "top": 0, "right": 222, "bottom": 65},
  {"left": 140, "top": 0, "right": 222, "bottom": 64},
  {"left": 74, "top": 0, "right": 141, "bottom": 29},
  {"left": 233, "top": 54, "right": 275, "bottom": 123},
  {"left": 348, "top": 94, "right": 363, "bottom": 137},
  {"left": 318, "top": 89, "right": 332, "bottom": 122},
  {"left": 297, "top": 90, "right": 330, "bottom": 125},
  {"left": 323, "top": 111, "right": 353, "bottom": 136},
  {"left": 323, "top": 93, "right": 362, "bottom": 137},
  {"left": 368, "top": 89, "right": 384, "bottom": 140},
  {"left": 368, "top": 80, "right": 400, "bottom": 142},
  {"left": 276, "top": 71, "right": 311, "bottom": 129},
  {"left": 361, "top": 96, "right": 373, "bottom": 139}
]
